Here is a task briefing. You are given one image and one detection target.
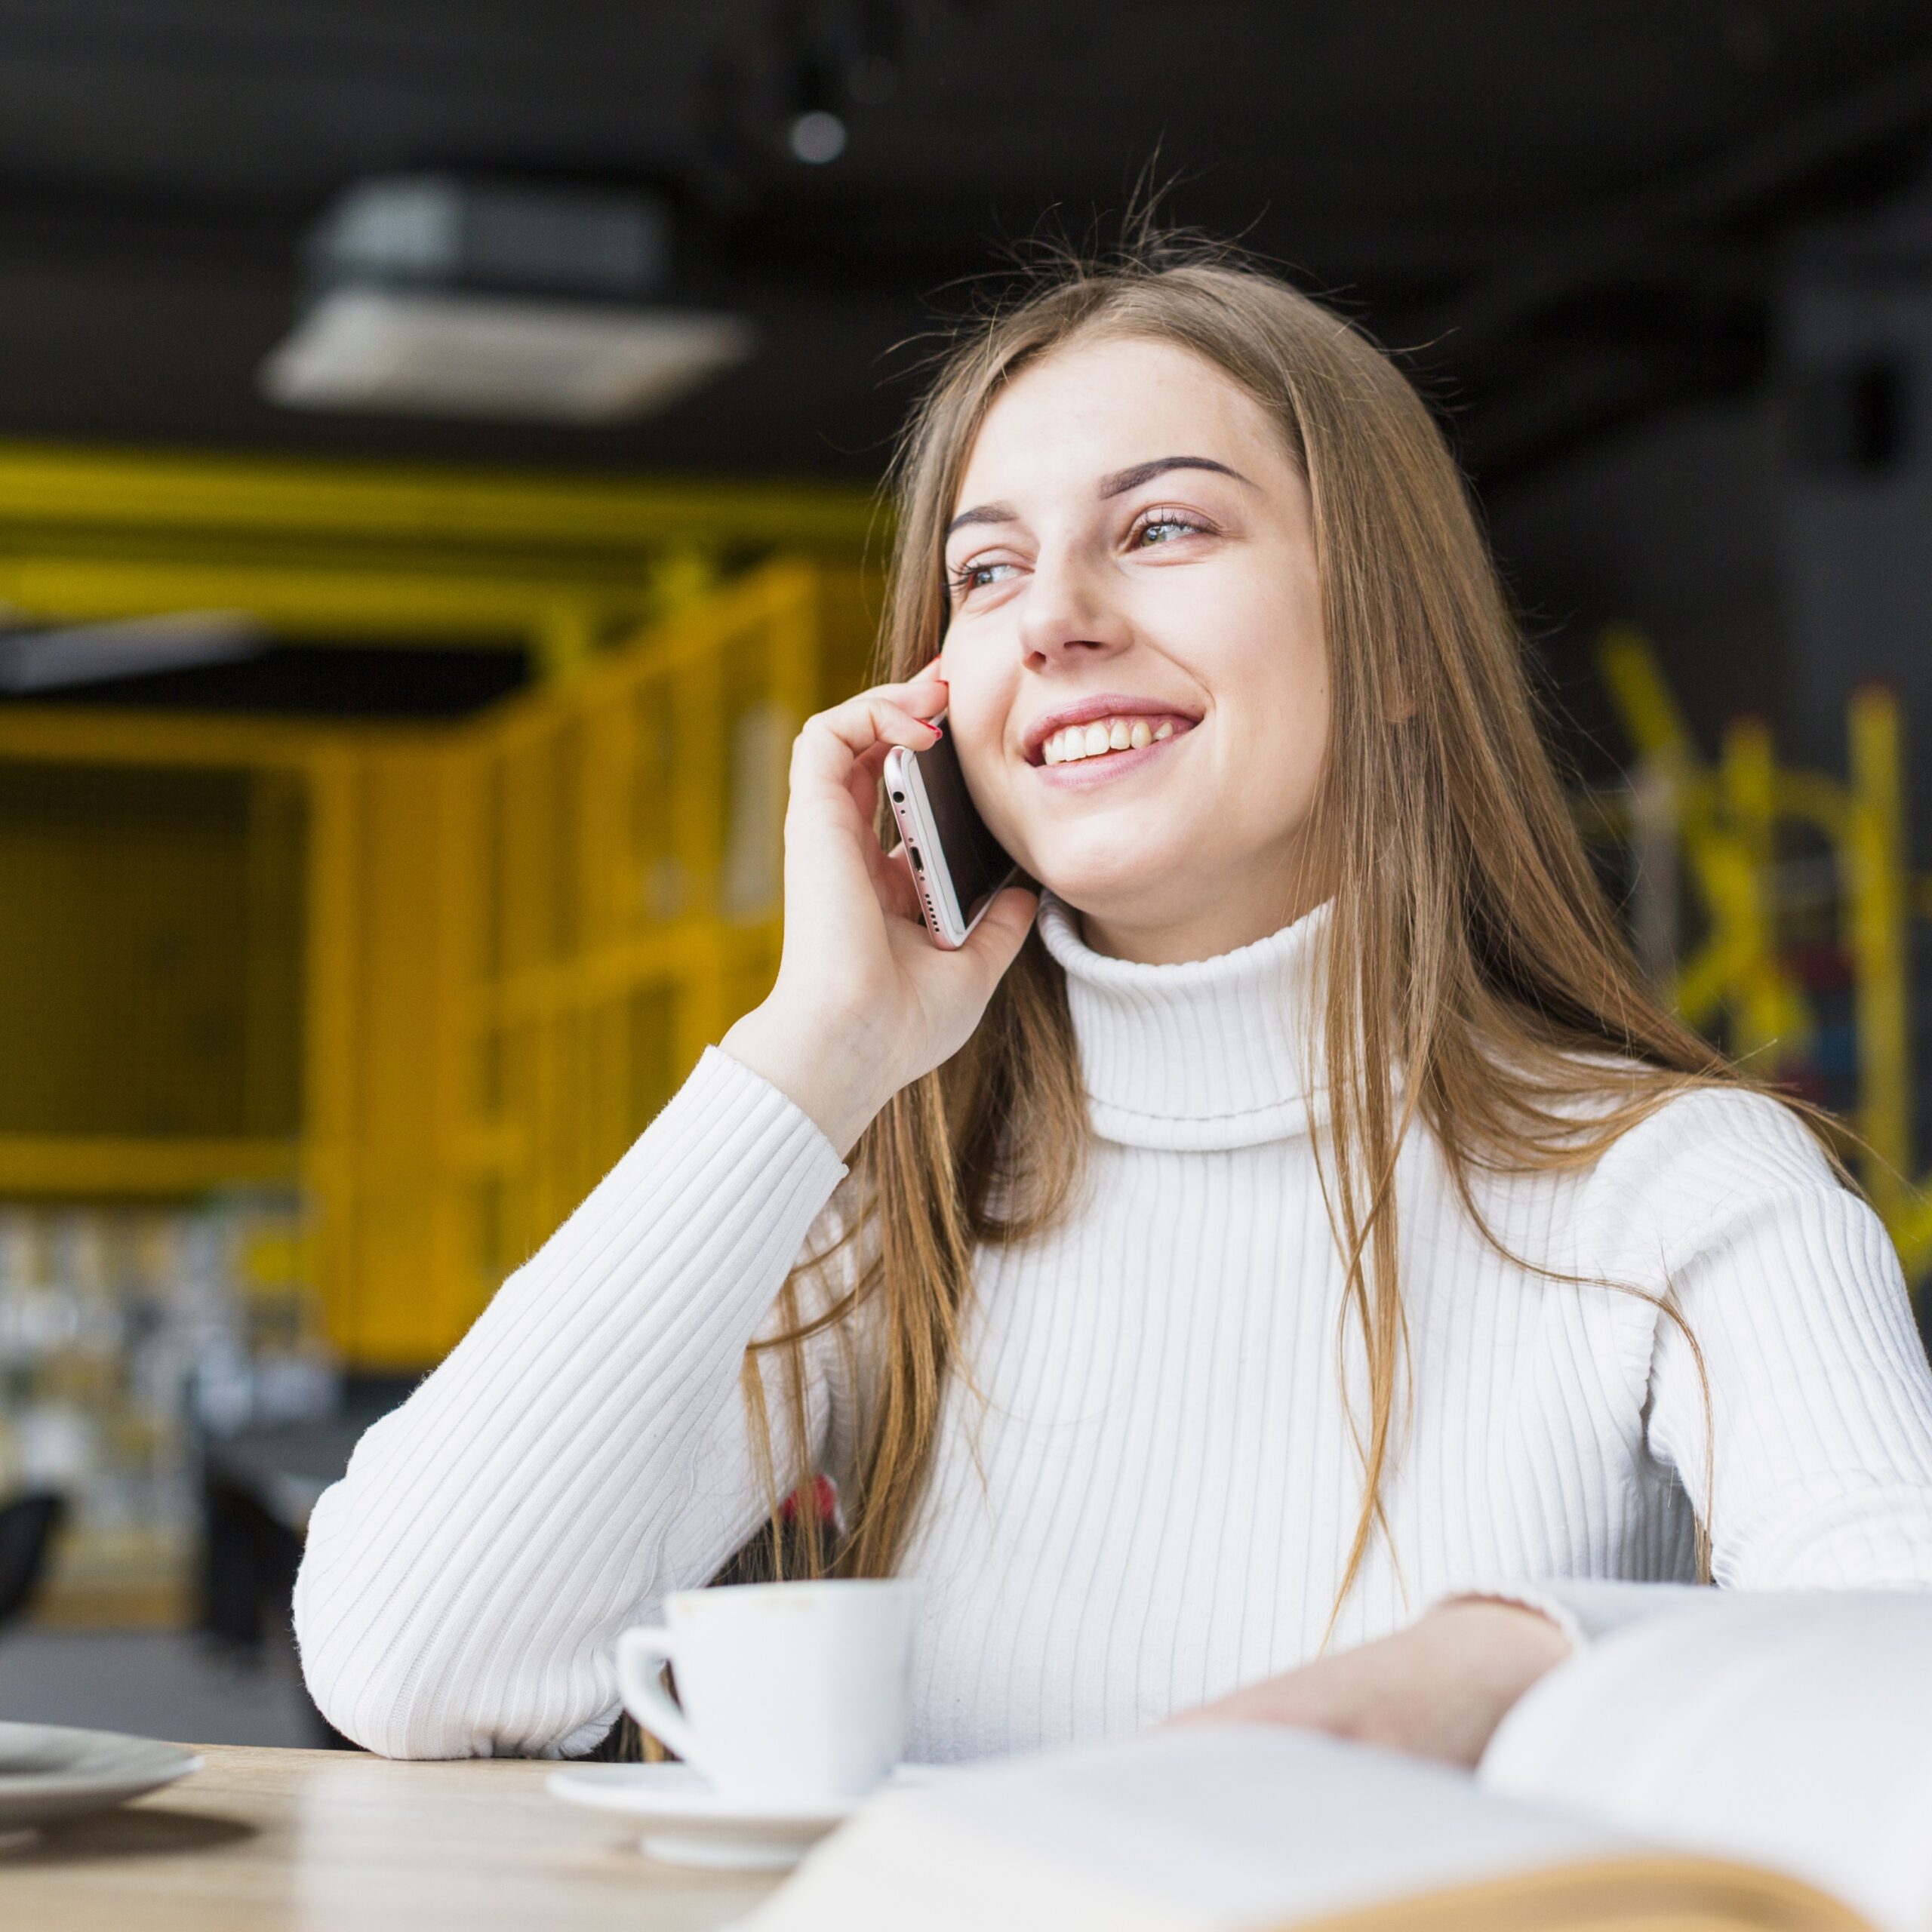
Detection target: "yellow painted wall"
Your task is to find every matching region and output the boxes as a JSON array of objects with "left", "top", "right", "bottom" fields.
[
  {"left": 0, "top": 761, "right": 303, "bottom": 1139},
  {"left": 309, "top": 746, "right": 472, "bottom": 1366}
]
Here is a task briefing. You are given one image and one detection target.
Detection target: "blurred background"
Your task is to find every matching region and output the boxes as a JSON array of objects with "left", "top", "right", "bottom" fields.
[{"left": 2, "top": 0, "right": 1931, "bottom": 1747}]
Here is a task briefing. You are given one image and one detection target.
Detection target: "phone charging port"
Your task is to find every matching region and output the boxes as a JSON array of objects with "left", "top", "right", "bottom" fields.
[{"left": 909, "top": 848, "right": 924, "bottom": 873}]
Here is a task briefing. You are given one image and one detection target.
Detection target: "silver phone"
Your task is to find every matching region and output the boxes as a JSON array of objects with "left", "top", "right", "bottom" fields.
[{"left": 882, "top": 716, "right": 1020, "bottom": 949}]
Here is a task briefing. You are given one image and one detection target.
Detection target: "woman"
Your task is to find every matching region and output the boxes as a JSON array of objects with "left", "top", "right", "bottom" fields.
[{"left": 294, "top": 237, "right": 1932, "bottom": 1766}]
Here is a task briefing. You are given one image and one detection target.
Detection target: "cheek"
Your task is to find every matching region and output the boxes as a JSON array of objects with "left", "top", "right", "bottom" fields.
[
  {"left": 1249, "top": 683, "right": 1330, "bottom": 835},
  {"left": 1190, "top": 563, "right": 1329, "bottom": 733},
  {"left": 1194, "top": 574, "right": 1330, "bottom": 823},
  {"left": 943, "top": 682, "right": 1042, "bottom": 861},
  {"left": 940, "top": 672, "right": 1012, "bottom": 798}
]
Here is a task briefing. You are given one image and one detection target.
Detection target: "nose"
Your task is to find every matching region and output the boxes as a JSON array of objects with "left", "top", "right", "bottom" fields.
[{"left": 1016, "top": 543, "right": 1132, "bottom": 669}]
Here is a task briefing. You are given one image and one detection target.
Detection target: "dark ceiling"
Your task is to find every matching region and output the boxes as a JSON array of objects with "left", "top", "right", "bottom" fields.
[{"left": 2, "top": 0, "right": 1932, "bottom": 488}]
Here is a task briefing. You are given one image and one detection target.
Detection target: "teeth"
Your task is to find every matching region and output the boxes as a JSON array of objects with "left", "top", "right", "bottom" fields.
[{"left": 1042, "top": 715, "right": 1186, "bottom": 764}]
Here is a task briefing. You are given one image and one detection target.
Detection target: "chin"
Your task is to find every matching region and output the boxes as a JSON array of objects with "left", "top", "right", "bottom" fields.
[{"left": 1031, "top": 842, "right": 1186, "bottom": 917}]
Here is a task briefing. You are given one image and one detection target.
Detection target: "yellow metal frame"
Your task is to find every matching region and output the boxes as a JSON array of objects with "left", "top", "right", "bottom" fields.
[
  {"left": 0, "top": 555, "right": 876, "bottom": 1366},
  {"left": 0, "top": 441, "right": 879, "bottom": 549},
  {"left": 0, "top": 440, "right": 878, "bottom": 674},
  {"left": 0, "top": 440, "right": 881, "bottom": 1364},
  {"left": 323, "top": 560, "right": 877, "bottom": 1363},
  {"left": 1594, "top": 625, "right": 1931, "bottom": 1281},
  {"left": 1595, "top": 628, "right": 1811, "bottom": 1060}
]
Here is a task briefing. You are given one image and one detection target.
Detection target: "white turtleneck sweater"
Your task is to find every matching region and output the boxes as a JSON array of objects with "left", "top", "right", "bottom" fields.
[{"left": 294, "top": 895, "right": 1932, "bottom": 1761}]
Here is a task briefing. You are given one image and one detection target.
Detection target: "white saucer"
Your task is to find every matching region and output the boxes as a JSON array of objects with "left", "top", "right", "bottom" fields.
[
  {"left": 546, "top": 1761, "right": 942, "bottom": 1870},
  {"left": 0, "top": 1722, "right": 202, "bottom": 1835}
]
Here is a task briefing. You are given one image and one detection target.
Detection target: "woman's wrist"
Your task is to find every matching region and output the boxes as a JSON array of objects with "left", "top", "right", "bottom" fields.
[
  {"left": 720, "top": 998, "right": 894, "bottom": 1161},
  {"left": 1422, "top": 1599, "right": 1572, "bottom": 1687},
  {"left": 1172, "top": 1595, "right": 1571, "bottom": 1768}
]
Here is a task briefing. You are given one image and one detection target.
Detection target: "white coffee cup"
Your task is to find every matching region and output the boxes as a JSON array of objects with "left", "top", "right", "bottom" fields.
[{"left": 615, "top": 1579, "right": 919, "bottom": 1806}]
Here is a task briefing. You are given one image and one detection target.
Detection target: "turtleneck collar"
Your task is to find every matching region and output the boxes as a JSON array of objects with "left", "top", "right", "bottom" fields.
[{"left": 1035, "top": 889, "right": 1331, "bottom": 1150}]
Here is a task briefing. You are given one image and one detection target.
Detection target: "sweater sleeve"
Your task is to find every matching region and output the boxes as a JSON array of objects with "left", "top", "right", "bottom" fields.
[
  {"left": 1435, "top": 1088, "right": 1932, "bottom": 1650},
  {"left": 292, "top": 1044, "right": 855, "bottom": 1760},
  {"left": 1429, "top": 1579, "right": 1721, "bottom": 1651},
  {"left": 1601, "top": 1088, "right": 1932, "bottom": 1587}
]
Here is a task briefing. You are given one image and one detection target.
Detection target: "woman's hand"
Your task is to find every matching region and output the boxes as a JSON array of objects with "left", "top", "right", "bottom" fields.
[
  {"left": 1171, "top": 1600, "right": 1571, "bottom": 1769},
  {"left": 721, "top": 659, "right": 1040, "bottom": 1158}
]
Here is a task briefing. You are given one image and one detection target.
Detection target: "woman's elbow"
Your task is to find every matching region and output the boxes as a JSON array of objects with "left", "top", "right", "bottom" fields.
[
  {"left": 291, "top": 1586, "right": 435, "bottom": 1757},
  {"left": 301, "top": 1657, "right": 611, "bottom": 1761},
  {"left": 293, "top": 1606, "right": 515, "bottom": 1759},
  {"left": 291, "top": 1510, "right": 478, "bottom": 1757},
  {"left": 292, "top": 1549, "right": 607, "bottom": 1759}
]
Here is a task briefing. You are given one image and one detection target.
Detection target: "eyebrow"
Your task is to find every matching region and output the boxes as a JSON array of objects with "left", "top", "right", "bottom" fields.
[
  {"left": 944, "top": 454, "right": 1252, "bottom": 540},
  {"left": 945, "top": 500, "right": 1017, "bottom": 539},
  {"left": 1098, "top": 454, "right": 1253, "bottom": 497}
]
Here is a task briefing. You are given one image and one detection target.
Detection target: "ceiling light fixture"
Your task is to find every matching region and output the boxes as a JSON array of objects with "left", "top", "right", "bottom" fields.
[
  {"left": 260, "top": 177, "right": 755, "bottom": 425},
  {"left": 0, "top": 612, "right": 266, "bottom": 693},
  {"left": 788, "top": 109, "right": 848, "bottom": 165},
  {"left": 263, "top": 289, "right": 753, "bottom": 424}
]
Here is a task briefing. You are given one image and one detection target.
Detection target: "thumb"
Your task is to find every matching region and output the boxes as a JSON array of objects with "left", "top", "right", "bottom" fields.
[{"left": 959, "top": 884, "right": 1040, "bottom": 980}]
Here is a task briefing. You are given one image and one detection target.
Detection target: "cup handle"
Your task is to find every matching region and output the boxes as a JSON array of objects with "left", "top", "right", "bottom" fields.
[{"left": 616, "top": 1626, "right": 708, "bottom": 1774}]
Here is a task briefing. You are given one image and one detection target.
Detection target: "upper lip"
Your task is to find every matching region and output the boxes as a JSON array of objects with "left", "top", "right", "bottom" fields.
[{"left": 1022, "top": 693, "right": 1201, "bottom": 765}]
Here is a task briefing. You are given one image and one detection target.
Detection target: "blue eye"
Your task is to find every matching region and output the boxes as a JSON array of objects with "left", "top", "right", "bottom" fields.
[
  {"left": 1134, "top": 514, "right": 1202, "bottom": 546},
  {"left": 950, "top": 559, "right": 1018, "bottom": 597}
]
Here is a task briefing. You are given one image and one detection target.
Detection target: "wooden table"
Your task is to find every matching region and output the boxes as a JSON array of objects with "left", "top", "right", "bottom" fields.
[{"left": 1, "top": 1744, "right": 789, "bottom": 1929}]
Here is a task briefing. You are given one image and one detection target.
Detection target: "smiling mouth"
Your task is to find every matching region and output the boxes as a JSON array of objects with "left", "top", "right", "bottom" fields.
[{"left": 1036, "top": 713, "right": 1198, "bottom": 768}]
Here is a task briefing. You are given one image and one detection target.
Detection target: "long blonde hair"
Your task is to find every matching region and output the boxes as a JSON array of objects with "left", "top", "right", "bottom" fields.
[{"left": 746, "top": 232, "right": 1791, "bottom": 1622}]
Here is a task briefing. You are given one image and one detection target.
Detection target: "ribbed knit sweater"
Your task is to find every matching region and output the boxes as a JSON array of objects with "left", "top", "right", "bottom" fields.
[{"left": 294, "top": 894, "right": 1932, "bottom": 1761}]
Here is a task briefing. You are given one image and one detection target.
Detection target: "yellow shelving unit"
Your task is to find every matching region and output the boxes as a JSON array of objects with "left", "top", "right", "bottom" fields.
[
  {"left": 331, "top": 561, "right": 876, "bottom": 1366},
  {"left": 0, "top": 563, "right": 875, "bottom": 1365},
  {"left": 0, "top": 442, "right": 879, "bottom": 1369}
]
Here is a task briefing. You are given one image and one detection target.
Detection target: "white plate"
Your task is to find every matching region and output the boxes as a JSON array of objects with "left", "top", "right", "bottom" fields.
[
  {"left": 547, "top": 1761, "right": 944, "bottom": 1870},
  {"left": 0, "top": 1722, "right": 202, "bottom": 1835}
]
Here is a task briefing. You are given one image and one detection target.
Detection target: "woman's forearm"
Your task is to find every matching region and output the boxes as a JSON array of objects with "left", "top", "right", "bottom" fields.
[
  {"left": 291, "top": 1045, "right": 850, "bottom": 1759},
  {"left": 1173, "top": 1601, "right": 1573, "bottom": 1767}
]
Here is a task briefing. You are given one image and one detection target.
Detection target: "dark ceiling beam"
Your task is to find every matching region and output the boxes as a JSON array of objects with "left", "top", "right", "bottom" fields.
[
  {"left": 1399, "top": 58, "right": 1932, "bottom": 480},
  {"left": 1453, "top": 333, "right": 1760, "bottom": 483},
  {"left": 1436, "top": 54, "right": 1932, "bottom": 350}
]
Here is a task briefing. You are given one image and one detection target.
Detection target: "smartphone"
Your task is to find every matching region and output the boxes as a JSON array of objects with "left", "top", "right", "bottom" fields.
[{"left": 883, "top": 715, "right": 1020, "bottom": 949}]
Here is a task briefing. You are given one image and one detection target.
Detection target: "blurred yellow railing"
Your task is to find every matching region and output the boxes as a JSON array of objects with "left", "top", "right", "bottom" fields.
[
  {"left": 429, "top": 562, "right": 878, "bottom": 1358},
  {"left": 0, "top": 561, "right": 877, "bottom": 1364},
  {"left": 0, "top": 441, "right": 879, "bottom": 1366},
  {"left": 1593, "top": 626, "right": 1932, "bottom": 1282}
]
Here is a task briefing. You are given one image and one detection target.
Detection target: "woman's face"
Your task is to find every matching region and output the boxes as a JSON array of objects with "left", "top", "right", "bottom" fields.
[{"left": 938, "top": 334, "right": 1331, "bottom": 964}]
